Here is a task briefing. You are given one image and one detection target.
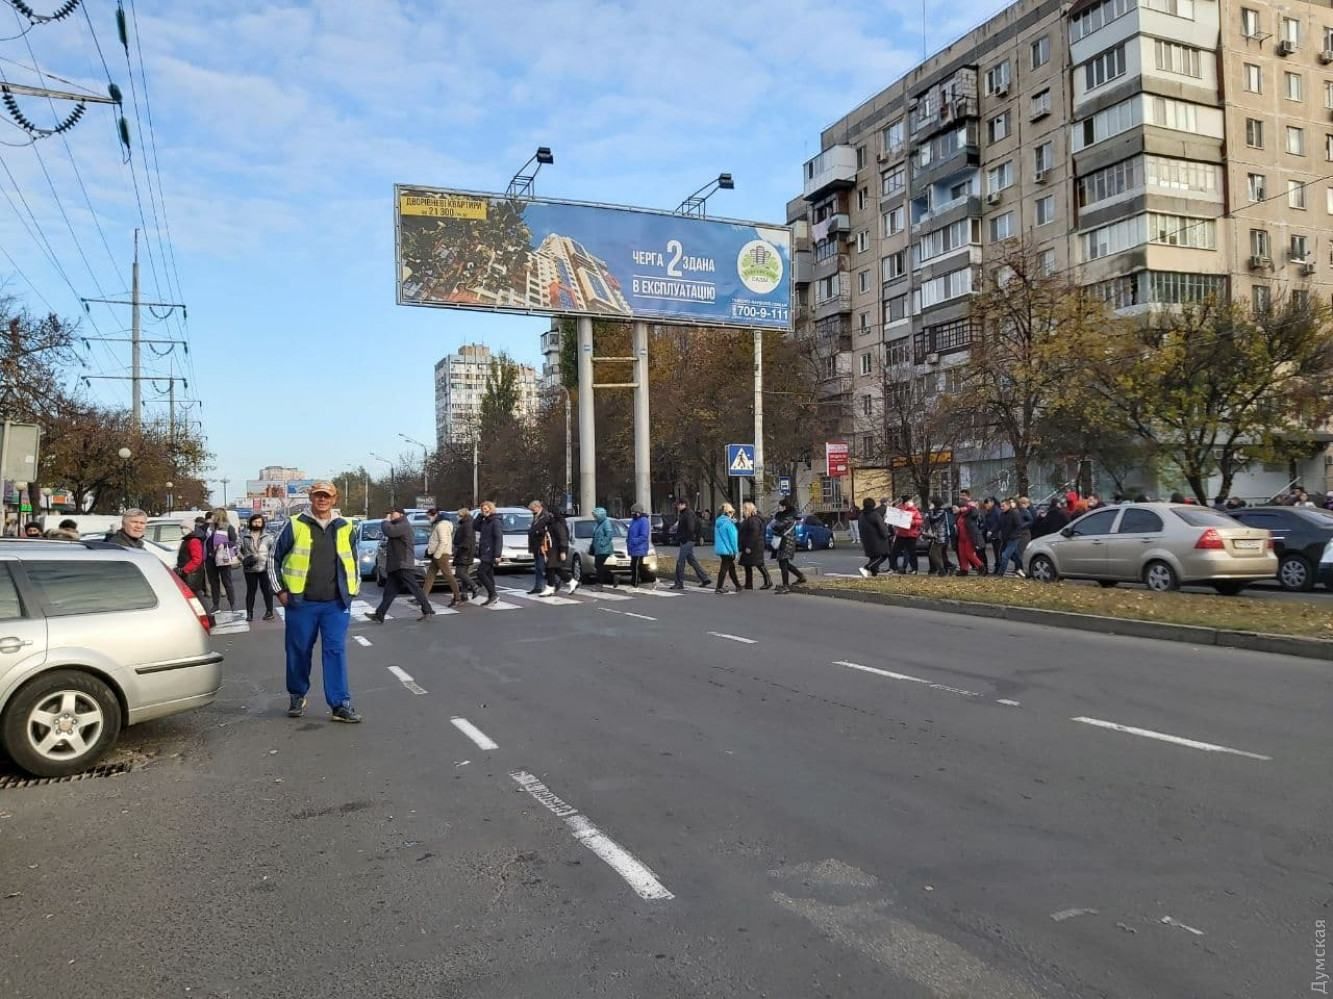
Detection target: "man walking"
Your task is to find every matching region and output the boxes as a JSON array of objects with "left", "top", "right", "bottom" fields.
[
  {"left": 105, "top": 508, "right": 147, "bottom": 549},
  {"left": 527, "top": 500, "right": 550, "bottom": 594},
  {"left": 671, "top": 497, "right": 712, "bottom": 589},
  {"left": 475, "top": 500, "right": 504, "bottom": 606},
  {"left": 368, "top": 507, "right": 433, "bottom": 622},
  {"left": 268, "top": 481, "right": 362, "bottom": 723},
  {"left": 423, "top": 511, "right": 463, "bottom": 607},
  {"left": 453, "top": 507, "right": 479, "bottom": 602}
]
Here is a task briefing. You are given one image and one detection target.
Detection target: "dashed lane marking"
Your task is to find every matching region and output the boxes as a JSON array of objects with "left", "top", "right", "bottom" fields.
[
  {"left": 500, "top": 587, "right": 581, "bottom": 606},
  {"left": 1160, "top": 915, "right": 1205, "bottom": 936},
  {"left": 353, "top": 635, "right": 372, "bottom": 647},
  {"left": 599, "top": 608, "right": 658, "bottom": 622},
  {"left": 576, "top": 588, "right": 634, "bottom": 602},
  {"left": 1071, "top": 716, "right": 1271, "bottom": 761},
  {"left": 996, "top": 698, "right": 1021, "bottom": 707},
  {"left": 708, "top": 631, "right": 757, "bottom": 645},
  {"left": 386, "top": 665, "right": 428, "bottom": 696},
  {"left": 831, "top": 660, "right": 982, "bottom": 698},
  {"left": 450, "top": 717, "right": 498, "bottom": 751}
]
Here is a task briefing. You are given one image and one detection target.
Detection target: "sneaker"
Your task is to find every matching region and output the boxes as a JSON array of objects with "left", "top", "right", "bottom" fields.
[
  {"left": 363, "top": 612, "right": 384, "bottom": 623},
  {"left": 540, "top": 585, "right": 556, "bottom": 596},
  {"left": 1016, "top": 568, "right": 1027, "bottom": 579},
  {"left": 774, "top": 586, "right": 790, "bottom": 594},
  {"left": 482, "top": 596, "right": 498, "bottom": 606},
  {"left": 858, "top": 567, "right": 871, "bottom": 578},
  {"left": 287, "top": 695, "right": 306, "bottom": 718},
  {"left": 760, "top": 582, "right": 773, "bottom": 591},
  {"left": 331, "top": 704, "right": 362, "bottom": 724},
  {"left": 698, "top": 579, "right": 713, "bottom": 588},
  {"left": 527, "top": 588, "right": 542, "bottom": 595},
  {"left": 418, "top": 610, "right": 435, "bottom": 621},
  {"left": 669, "top": 584, "right": 685, "bottom": 591},
  {"left": 263, "top": 611, "right": 275, "bottom": 621},
  {"left": 566, "top": 579, "right": 580, "bottom": 594}
]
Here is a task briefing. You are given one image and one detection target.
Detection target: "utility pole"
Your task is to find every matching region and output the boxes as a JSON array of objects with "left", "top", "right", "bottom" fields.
[
  {"left": 131, "top": 230, "right": 141, "bottom": 429},
  {"left": 754, "top": 329, "right": 764, "bottom": 509},
  {"left": 564, "top": 388, "right": 573, "bottom": 513},
  {"left": 219, "top": 477, "right": 229, "bottom": 506}
]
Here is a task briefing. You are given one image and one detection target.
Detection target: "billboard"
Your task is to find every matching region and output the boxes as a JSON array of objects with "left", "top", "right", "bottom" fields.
[
  {"left": 286, "top": 479, "right": 316, "bottom": 498},
  {"left": 825, "top": 442, "right": 849, "bottom": 478},
  {"left": 395, "top": 186, "right": 792, "bottom": 330},
  {"left": 245, "top": 480, "right": 287, "bottom": 499}
]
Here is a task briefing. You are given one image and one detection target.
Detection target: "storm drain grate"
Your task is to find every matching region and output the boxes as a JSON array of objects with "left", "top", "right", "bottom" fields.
[{"left": 0, "top": 761, "right": 133, "bottom": 790}]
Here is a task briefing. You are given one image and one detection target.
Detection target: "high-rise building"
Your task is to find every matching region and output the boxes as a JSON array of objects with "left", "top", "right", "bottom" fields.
[
  {"left": 434, "top": 343, "right": 539, "bottom": 446},
  {"left": 791, "top": 0, "right": 1333, "bottom": 501},
  {"left": 539, "top": 321, "right": 563, "bottom": 393},
  {"left": 256, "top": 466, "right": 307, "bottom": 482}
]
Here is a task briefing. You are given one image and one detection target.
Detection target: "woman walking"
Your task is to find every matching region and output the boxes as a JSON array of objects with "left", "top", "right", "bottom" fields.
[
  {"left": 770, "top": 498, "right": 807, "bottom": 593},
  {"left": 453, "top": 508, "right": 479, "bottom": 602},
  {"left": 627, "top": 504, "right": 651, "bottom": 587},
  {"left": 241, "top": 513, "right": 275, "bottom": 621},
  {"left": 205, "top": 507, "right": 239, "bottom": 614},
  {"left": 857, "top": 497, "right": 891, "bottom": 577},
  {"left": 955, "top": 499, "right": 985, "bottom": 576},
  {"left": 542, "top": 507, "right": 578, "bottom": 596},
  {"left": 712, "top": 503, "right": 742, "bottom": 593},
  {"left": 926, "top": 496, "right": 956, "bottom": 576},
  {"left": 738, "top": 501, "right": 772, "bottom": 590},
  {"left": 590, "top": 507, "right": 618, "bottom": 588}
]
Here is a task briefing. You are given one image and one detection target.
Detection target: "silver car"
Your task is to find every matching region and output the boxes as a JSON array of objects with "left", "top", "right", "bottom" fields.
[
  {"left": 1024, "top": 502, "right": 1276, "bottom": 594},
  {"left": 567, "top": 516, "right": 658, "bottom": 581},
  {"left": 0, "top": 540, "right": 222, "bottom": 777}
]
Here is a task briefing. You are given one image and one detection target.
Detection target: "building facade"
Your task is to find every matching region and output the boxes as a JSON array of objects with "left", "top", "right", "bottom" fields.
[
  {"left": 434, "top": 343, "right": 539, "bottom": 447},
  {"left": 790, "top": 0, "right": 1333, "bottom": 504}
]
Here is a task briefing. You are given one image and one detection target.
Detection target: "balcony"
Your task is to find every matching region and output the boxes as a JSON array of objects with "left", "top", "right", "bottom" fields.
[
  {"left": 813, "top": 288, "right": 852, "bottom": 318},
  {"left": 803, "top": 145, "right": 858, "bottom": 201},
  {"left": 912, "top": 194, "right": 981, "bottom": 232},
  {"left": 911, "top": 95, "right": 979, "bottom": 140},
  {"left": 793, "top": 249, "right": 814, "bottom": 284},
  {"left": 814, "top": 316, "right": 852, "bottom": 353}
]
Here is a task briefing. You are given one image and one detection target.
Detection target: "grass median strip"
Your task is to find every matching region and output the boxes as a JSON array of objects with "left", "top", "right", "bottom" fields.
[{"left": 812, "top": 574, "right": 1333, "bottom": 640}]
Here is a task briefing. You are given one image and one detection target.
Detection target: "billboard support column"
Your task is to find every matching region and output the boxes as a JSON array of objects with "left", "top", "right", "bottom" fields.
[
  {"left": 753, "top": 329, "right": 764, "bottom": 508},
  {"left": 632, "top": 321, "right": 651, "bottom": 514},
  {"left": 577, "top": 316, "right": 596, "bottom": 515}
]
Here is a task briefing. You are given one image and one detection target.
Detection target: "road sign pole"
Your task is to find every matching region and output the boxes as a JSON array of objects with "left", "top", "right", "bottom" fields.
[
  {"left": 577, "top": 316, "right": 596, "bottom": 516},
  {"left": 753, "top": 329, "right": 764, "bottom": 510},
  {"left": 633, "top": 321, "right": 651, "bottom": 515}
]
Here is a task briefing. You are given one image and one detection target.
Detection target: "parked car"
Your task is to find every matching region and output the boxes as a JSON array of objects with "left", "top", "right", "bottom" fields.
[
  {"left": 484, "top": 507, "right": 537, "bottom": 572},
  {"left": 79, "top": 533, "right": 177, "bottom": 570},
  {"left": 354, "top": 519, "right": 384, "bottom": 580},
  {"left": 796, "top": 515, "right": 834, "bottom": 550},
  {"left": 1227, "top": 505, "right": 1333, "bottom": 591},
  {"left": 373, "top": 522, "right": 433, "bottom": 587},
  {"left": 1023, "top": 502, "right": 1276, "bottom": 594},
  {"left": 0, "top": 540, "right": 221, "bottom": 777},
  {"left": 566, "top": 516, "right": 658, "bottom": 582}
]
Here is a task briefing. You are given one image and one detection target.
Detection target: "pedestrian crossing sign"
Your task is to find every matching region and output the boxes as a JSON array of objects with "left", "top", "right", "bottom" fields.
[{"left": 726, "top": 443, "right": 756, "bottom": 477}]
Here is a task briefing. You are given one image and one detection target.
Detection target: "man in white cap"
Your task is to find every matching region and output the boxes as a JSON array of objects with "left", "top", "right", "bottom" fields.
[{"left": 268, "top": 480, "right": 363, "bottom": 723}]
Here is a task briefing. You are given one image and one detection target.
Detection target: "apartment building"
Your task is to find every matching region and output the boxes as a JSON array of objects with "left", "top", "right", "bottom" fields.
[
  {"left": 790, "top": 0, "right": 1333, "bottom": 503},
  {"left": 434, "top": 343, "right": 539, "bottom": 448}
]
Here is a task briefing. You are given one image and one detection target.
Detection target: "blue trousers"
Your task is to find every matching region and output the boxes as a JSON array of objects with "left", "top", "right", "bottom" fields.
[
  {"left": 998, "top": 539, "right": 1026, "bottom": 575},
  {"left": 532, "top": 551, "right": 546, "bottom": 590},
  {"left": 284, "top": 598, "right": 351, "bottom": 709}
]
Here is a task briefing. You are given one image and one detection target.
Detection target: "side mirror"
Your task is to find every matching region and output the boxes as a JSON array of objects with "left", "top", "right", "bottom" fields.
[{"left": 1059, "top": 526, "right": 1075, "bottom": 538}]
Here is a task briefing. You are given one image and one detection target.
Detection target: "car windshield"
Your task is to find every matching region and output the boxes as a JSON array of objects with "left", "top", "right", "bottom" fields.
[
  {"left": 1296, "top": 507, "right": 1333, "bottom": 523},
  {"left": 413, "top": 526, "right": 431, "bottom": 544},
  {"left": 499, "top": 511, "right": 533, "bottom": 533},
  {"left": 1172, "top": 507, "right": 1238, "bottom": 527},
  {"left": 359, "top": 522, "right": 383, "bottom": 541}
]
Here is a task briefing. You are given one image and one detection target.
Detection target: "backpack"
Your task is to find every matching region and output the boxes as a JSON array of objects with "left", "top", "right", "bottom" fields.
[{"left": 211, "top": 528, "right": 238, "bottom": 567}]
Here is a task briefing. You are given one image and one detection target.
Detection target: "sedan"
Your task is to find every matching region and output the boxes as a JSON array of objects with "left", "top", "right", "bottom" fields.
[
  {"left": 354, "top": 520, "right": 383, "bottom": 580},
  {"left": 796, "top": 515, "right": 835, "bottom": 550},
  {"left": 566, "top": 517, "right": 657, "bottom": 582},
  {"left": 1023, "top": 502, "right": 1276, "bottom": 594},
  {"left": 1227, "top": 505, "right": 1333, "bottom": 592}
]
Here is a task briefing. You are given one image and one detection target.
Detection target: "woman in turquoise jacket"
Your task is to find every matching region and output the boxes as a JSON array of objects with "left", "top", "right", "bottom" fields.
[
  {"left": 712, "top": 502, "right": 741, "bottom": 593},
  {"left": 591, "top": 507, "right": 618, "bottom": 588}
]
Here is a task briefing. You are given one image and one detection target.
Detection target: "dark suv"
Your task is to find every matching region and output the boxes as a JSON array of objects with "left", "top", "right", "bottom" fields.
[{"left": 1227, "top": 505, "right": 1333, "bottom": 591}]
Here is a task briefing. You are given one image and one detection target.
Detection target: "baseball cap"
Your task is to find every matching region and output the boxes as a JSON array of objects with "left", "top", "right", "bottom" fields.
[{"left": 309, "top": 480, "right": 337, "bottom": 497}]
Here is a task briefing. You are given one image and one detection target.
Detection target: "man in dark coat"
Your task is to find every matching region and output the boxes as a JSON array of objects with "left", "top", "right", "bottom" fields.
[
  {"left": 369, "top": 507, "right": 433, "bottom": 622},
  {"left": 542, "top": 508, "right": 577, "bottom": 595},
  {"left": 475, "top": 501, "right": 504, "bottom": 605},
  {"left": 671, "top": 498, "right": 712, "bottom": 589},
  {"left": 737, "top": 501, "right": 772, "bottom": 590},
  {"left": 857, "top": 497, "right": 891, "bottom": 577},
  {"left": 452, "top": 507, "right": 478, "bottom": 602},
  {"left": 1033, "top": 499, "right": 1069, "bottom": 538}
]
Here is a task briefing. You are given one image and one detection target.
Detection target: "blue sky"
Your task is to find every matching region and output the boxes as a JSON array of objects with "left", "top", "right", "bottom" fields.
[{"left": 0, "top": 0, "right": 1007, "bottom": 504}]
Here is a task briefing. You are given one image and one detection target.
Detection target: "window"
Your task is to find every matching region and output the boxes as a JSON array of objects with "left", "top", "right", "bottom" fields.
[
  {"left": 860, "top": 352, "right": 873, "bottom": 375},
  {"left": 1117, "top": 509, "right": 1164, "bottom": 534},
  {"left": 1035, "top": 196, "right": 1056, "bottom": 226},
  {"left": 1286, "top": 71, "right": 1304, "bottom": 101},
  {"left": 856, "top": 145, "right": 867, "bottom": 169},
  {"left": 1078, "top": 156, "right": 1142, "bottom": 207},
  {"left": 886, "top": 337, "right": 910, "bottom": 365},
  {"left": 913, "top": 218, "right": 980, "bottom": 264},
  {"left": 858, "top": 269, "right": 870, "bottom": 293},
  {"left": 1327, "top": 135, "right": 1333, "bottom": 161},
  {"left": 1282, "top": 16, "right": 1301, "bottom": 46},
  {"left": 857, "top": 187, "right": 869, "bottom": 211},
  {"left": 990, "top": 211, "right": 1015, "bottom": 241},
  {"left": 1031, "top": 89, "right": 1051, "bottom": 118},
  {"left": 1148, "top": 213, "right": 1215, "bottom": 248},
  {"left": 1293, "top": 289, "right": 1310, "bottom": 310},
  {"left": 1247, "top": 172, "right": 1266, "bottom": 200},
  {"left": 882, "top": 250, "right": 906, "bottom": 281},
  {"left": 25, "top": 561, "right": 157, "bottom": 616},
  {"left": 987, "top": 160, "right": 1014, "bottom": 191},
  {"left": 1252, "top": 284, "right": 1272, "bottom": 314},
  {"left": 1143, "top": 0, "right": 1194, "bottom": 16},
  {"left": 1034, "top": 142, "right": 1053, "bottom": 172},
  {"left": 1250, "top": 228, "right": 1270, "bottom": 257},
  {"left": 1149, "top": 96, "right": 1198, "bottom": 131},
  {"left": 1039, "top": 248, "right": 1056, "bottom": 275},
  {"left": 1070, "top": 0, "right": 1135, "bottom": 42},
  {"left": 1031, "top": 36, "right": 1050, "bottom": 69},
  {"left": 884, "top": 293, "right": 909, "bottom": 324},
  {"left": 1084, "top": 44, "right": 1128, "bottom": 91},
  {"left": 914, "top": 267, "right": 974, "bottom": 309},
  {"left": 817, "top": 274, "right": 840, "bottom": 301},
  {"left": 1091, "top": 273, "right": 1144, "bottom": 309},
  {"left": 988, "top": 112, "right": 1011, "bottom": 143},
  {"left": 1154, "top": 40, "right": 1202, "bottom": 77},
  {"left": 1291, "top": 234, "right": 1310, "bottom": 262},
  {"left": 882, "top": 166, "right": 905, "bottom": 196},
  {"left": 1290, "top": 179, "right": 1308, "bottom": 209},
  {"left": 0, "top": 566, "right": 23, "bottom": 620},
  {"left": 1326, "top": 81, "right": 1333, "bottom": 108},
  {"left": 1328, "top": 186, "right": 1333, "bottom": 213},
  {"left": 862, "top": 395, "right": 872, "bottom": 417},
  {"left": 949, "top": 178, "right": 974, "bottom": 200},
  {"left": 1326, "top": 27, "right": 1333, "bottom": 51},
  {"left": 1150, "top": 271, "right": 1227, "bottom": 303},
  {"left": 883, "top": 119, "right": 905, "bottom": 154},
  {"left": 985, "top": 60, "right": 1011, "bottom": 94},
  {"left": 815, "top": 237, "right": 838, "bottom": 261},
  {"left": 856, "top": 230, "right": 870, "bottom": 253},
  {"left": 1288, "top": 125, "right": 1306, "bottom": 155},
  {"left": 1241, "top": 7, "right": 1260, "bottom": 38},
  {"left": 859, "top": 311, "right": 870, "bottom": 333},
  {"left": 1072, "top": 509, "right": 1118, "bottom": 536},
  {"left": 1074, "top": 97, "right": 1141, "bottom": 150},
  {"left": 1245, "top": 117, "right": 1264, "bottom": 147},
  {"left": 884, "top": 205, "right": 905, "bottom": 235},
  {"left": 1243, "top": 63, "right": 1262, "bottom": 93},
  {"left": 1081, "top": 216, "right": 1146, "bottom": 260}
]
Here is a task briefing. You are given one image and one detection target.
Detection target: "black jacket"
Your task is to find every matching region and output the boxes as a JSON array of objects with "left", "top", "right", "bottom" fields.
[
  {"left": 104, "top": 529, "right": 145, "bottom": 550},
  {"left": 528, "top": 511, "right": 551, "bottom": 555},
  {"left": 1033, "top": 506, "right": 1069, "bottom": 538},
  {"left": 859, "top": 504, "right": 890, "bottom": 557},
  {"left": 962, "top": 506, "right": 985, "bottom": 549},
  {"left": 983, "top": 506, "right": 1002, "bottom": 541},
  {"left": 675, "top": 508, "right": 700, "bottom": 544},
  {"left": 382, "top": 517, "right": 416, "bottom": 573},
  {"left": 771, "top": 510, "right": 799, "bottom": 561},
  {"left": 453, "top": 516, "right": 476, "bottom": 563},
  {"left": 477, "top": 513, "right": 504, "bottom": 562},
  {"left": 926, "top": 507, "right": 956, "bottom": 545},
  {"left": 738, "top": 514, "right": 767, "bottom": 567},
  {"left": 547, "top": 514, "right": 570, "bottom": 561}
]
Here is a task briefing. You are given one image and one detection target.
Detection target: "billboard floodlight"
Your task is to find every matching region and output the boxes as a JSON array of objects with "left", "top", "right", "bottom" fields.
[
  {"left": 676, "top": 173, "right": 736, "bottom": 217},
  {"left": 508, "top": 147, "right": 555, "bottom": 199}
]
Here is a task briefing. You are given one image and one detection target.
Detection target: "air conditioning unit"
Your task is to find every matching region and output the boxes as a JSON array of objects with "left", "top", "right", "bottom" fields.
[
  {"left": 1320, "top": 49, "right": 1333, "bottom": 64},
  {"left": 925, "top": 352, "right": 941, "bottom": 365},
  {"left": 994, "top": 81, "right": 1009, "bottom": 96},
  {"left": 876, "top": 151, "right": 891, "bottom": 164},
  {"left": 954, "top": 98, "right": 970, "bottom": 116},
  {"left": 1301, "top": 261, "right": 1317, "bottom": 276},
  {"left": 1248, "top": 254, "right": 1273, "bottom": 269},
  {"left": 986, "top": 191, "right": 1002, "bottom": 205},
  {"left": 1031, "top": 107, "right": 1050, "bottom": 121},
  {"left": 1277, "top": 38, "right": 1296, "bottom": 55},
  {"left": 1034, "top": 169, "right": 1048, "bottom": 184}
]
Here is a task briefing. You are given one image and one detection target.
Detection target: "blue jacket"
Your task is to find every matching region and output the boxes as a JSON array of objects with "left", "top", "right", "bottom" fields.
[
  {"left": 713, "top": 516, "right": 738, "bottom": 556},
  {"left": 627, "top": 513, "right": 651, "bottom": 556},
  {"left": 591, "top": 507, "right": 615, "bottom": 556}
]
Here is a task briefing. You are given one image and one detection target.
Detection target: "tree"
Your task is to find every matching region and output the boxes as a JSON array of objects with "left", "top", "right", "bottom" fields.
[
  {"left": 0, "top": 299, "right": 77, "bottom": 424},
  {"left": 1069, "top": 295, "right": 1333, "bottom": 503}
]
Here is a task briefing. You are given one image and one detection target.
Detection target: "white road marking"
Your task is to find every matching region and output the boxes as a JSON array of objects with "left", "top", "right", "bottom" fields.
[
  {"left": 386, "top": 665, "right": 428, "bottom": 696},
  {"left": 450, "top": 717, "right": 498, "bottom": 751},
  {"left": 1051, "top": 907, "right": 1098, "bottom": 922},
  {"left": 502, "top": 589, "right": 580, "bottom": 606},
  {"left": 600, "top": 608, "right": 658, "bottom": 622},
  {"left": 996, "top": 698, "right": 1022, "bottom": 707},
  {"left": 709, "top": 631, "right": 757, "bottom": 645},
  {"left": 628, "top": 587, "right": 678, "bottom": 597},
  {"left": 1071, "top": 716, "right": 1271, "bottom": 761},
  {"left": 479, "top": 599, "right": 520, "bottom": 611},
  {"left": 1160, "top": 915, "right": 1205, "bottom": 936},
  {"left": 274, "top": 606, "right": 285, "bottom": 620},
  {"left": 577, "top": 589, "right": 634, "bottom": 602},
  {"left": 509, "top": 770, "right": 674, "bottom": 901},
  {"left": 821, "top": 572, "right": 863, "bottom": 578},
  {"left": 353, "top": 635, "right": 372, "bottom": 647},
  {"left": 832, "top": 660, "right": 982, "bottom": 698},
  {"left": 350, "top": 600, "right": 376, "bottom": 616}
]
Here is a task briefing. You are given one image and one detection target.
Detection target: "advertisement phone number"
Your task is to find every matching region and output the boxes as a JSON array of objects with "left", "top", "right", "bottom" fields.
[{"left": 732, "top": 305, "right": 789, "bottom": 321}]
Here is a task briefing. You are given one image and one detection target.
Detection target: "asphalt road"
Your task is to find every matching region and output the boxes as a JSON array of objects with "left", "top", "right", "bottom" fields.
[{"left": 1, "top": 573, "right": 1329, "bottom": 998}]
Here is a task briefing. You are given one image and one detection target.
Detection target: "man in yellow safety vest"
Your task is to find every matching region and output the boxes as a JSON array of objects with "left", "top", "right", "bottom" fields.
[{"left": 268, "top": 480, "right": 362, "bottom": 723}]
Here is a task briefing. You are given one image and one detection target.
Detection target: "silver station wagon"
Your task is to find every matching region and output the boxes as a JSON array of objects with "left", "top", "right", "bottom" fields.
[{"left": 0, "top": 540, "right": 222, "bottom": 777}]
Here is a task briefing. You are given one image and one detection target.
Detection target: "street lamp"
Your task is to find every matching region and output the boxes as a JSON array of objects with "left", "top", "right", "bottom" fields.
[
  {"left": 117, "top": 447, "right": 132, "bottom": 512},
  {"left": 165, "top": 480, "right": 174, "bottom": 515},
  {"left": 370, "top": 452, "right": 395, "bottom": 509},
  {"left": 507, "top": 146, "right": 554, "bottom": 199},
  {"left": 675, "top": 173, "right": 734, "bottom": 217},
  {"left": 397, "top": 433, "right": 430, "bottom": 498}
]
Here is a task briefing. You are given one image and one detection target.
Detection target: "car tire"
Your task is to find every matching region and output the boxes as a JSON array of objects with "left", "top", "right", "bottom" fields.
[
  {"left": 828, "top": 536, "right": 835, "bottom": 549},
  {"left": 1143, "top": 560, "right": 1179, "bottom": 592},
  {"left": 1097, "top": 580, "right": 1118, "bottom": 589},
  {"left": 1212, "top": 581, "right": 1246, "bottom": 596},
  {"left": 1277, "top": 554, "right": 1314, "bottom": 592},
  {"left": 1028, "top": 554, "right": 1059, "bottom": 583},
  {"left": 2, "top": 669, "right": 123, "bottom": 778},
  {"left": 805, "top": 536, "right": 814, "bottom": 551},
  {"left": 572, "top": 555, "right": 582, "bottom": 582}
]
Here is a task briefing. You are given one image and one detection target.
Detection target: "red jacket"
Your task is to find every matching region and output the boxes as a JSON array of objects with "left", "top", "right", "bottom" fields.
[
  {"left": 179, "top": 536, "right": 205, "bottom": 574},
  {"left": 895, "top": 505, "right": 923, "bottom": 539}
]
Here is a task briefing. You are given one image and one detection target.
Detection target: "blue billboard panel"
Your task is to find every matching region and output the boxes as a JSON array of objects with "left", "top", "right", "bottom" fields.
[{"left": 395, "top": 187, "right": 792, "bottom": 330}]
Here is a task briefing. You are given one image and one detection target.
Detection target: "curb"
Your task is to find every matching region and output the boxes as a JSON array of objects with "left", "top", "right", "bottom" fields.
[{"left": 799, "top": 586, "right": 1333, "bottom": 662}]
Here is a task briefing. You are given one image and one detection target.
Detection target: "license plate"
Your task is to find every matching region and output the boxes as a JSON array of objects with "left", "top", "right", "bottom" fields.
[{"left": 1233, "top": 539, "right": 1262, "bottom": 550}]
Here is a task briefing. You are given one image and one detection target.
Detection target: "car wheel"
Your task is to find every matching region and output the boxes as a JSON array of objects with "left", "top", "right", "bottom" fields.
[
  {"left": 1212, "top": 581, "right": 1246, "bottom": 596},
  {"left": 1097, "top": 580, "right": 1118, "bottom": 589},
  {"left": 805, "top": 536, "right": 814, "bottom": 551},
  {"left": 1028, "top": 554, "right": 1059, "bottom": 583},
  {"left": 572, "top": 555, "right": 582, "bottom": 582},
  {"left": 2, "top": 670, "right": 122, "bottom": 778},
  {"left": 1277, "top": 554, "right": 1314, "bottom": 592},
  {"left": 827, "top": 535, "right": 835, "bottom": 549},
  {"left": 1143, "top": 560, "right": 1179, "bottom": 592}
]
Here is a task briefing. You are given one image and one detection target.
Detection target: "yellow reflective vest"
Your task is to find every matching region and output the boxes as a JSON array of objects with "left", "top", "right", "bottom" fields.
[{"left": 281, "top": 517, "right": 360, "bottom": 598}]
